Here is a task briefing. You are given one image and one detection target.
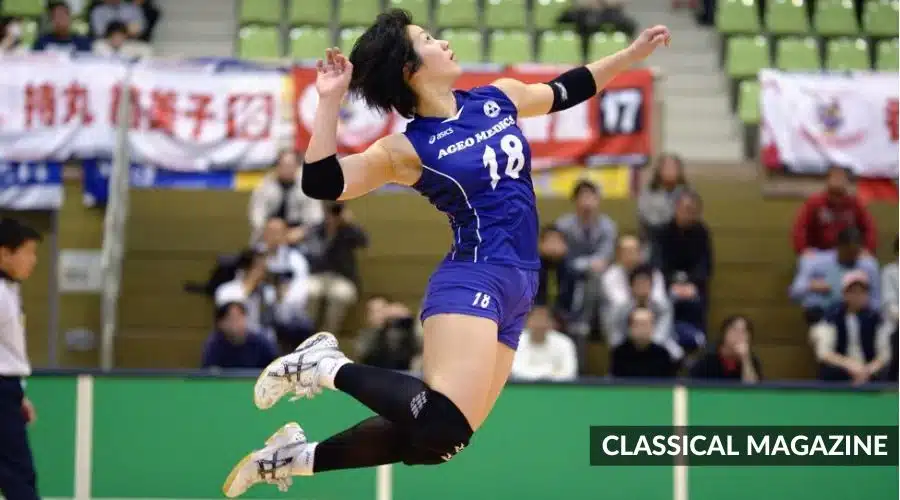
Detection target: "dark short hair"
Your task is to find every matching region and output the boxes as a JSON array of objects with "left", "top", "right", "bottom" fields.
[
  {"left": 571, "top": 179, "right": 600, "bottom": 200},
  {"left": 0, "top": 218, "right": 41, "bottom": 251},
  {"left": 104, "top": 20, "right": 127, "bottom": 37},
  {"left": 349, "top": 9, "right": 423, "bottom": 118},
  {"left": 215, "top": 302, "right": 246, "bottom": 322},
  {"left": 628, "top": 263, "right": 654, "bottom": 285},
  {"left": 837, "top": 226, "right": 862, "bottom": 246},
  {"left": 719, "top": 314, "right": 754, "bottom": 338},
  {"left": 47, "top": 1, "right": 70, "bottom": 14}
]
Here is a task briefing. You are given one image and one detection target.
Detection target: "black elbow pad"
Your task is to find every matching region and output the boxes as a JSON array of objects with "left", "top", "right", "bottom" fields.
[
  {"left": 546, "top": 66, "right": 598, "bottom": 113},
  {"left": 301, "top": 154, "right": 345, "bottom": 201}
]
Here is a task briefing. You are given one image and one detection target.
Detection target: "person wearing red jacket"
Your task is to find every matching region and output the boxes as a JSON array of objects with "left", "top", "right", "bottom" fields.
[{"left": 792, "top": 166, "right": 877, "bottom": 257}]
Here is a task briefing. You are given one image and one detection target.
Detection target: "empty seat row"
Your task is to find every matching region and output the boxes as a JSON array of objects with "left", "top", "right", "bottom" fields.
[
  {"left": 725, "top": 36, "right": 898, "bottom": 77},
  {"left": 240, "top": 25, "right": 628, "bottom": 63},
  {"left": 238, "top": 0, "right": 570, "bottom": 29},
  {"left": 717, "top": 0, "right": 898, "bottom": 37}
]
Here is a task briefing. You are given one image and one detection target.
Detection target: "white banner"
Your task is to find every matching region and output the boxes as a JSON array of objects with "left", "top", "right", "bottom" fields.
[
  {"left": 0, "top": 54, "right": 288, "bottom": 170},
  {"left": 760, "top": 69, "right": 899, "bottom": 179}
]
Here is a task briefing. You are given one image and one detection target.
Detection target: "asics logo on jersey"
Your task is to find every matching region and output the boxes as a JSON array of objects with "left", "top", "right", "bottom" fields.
[
  {"left": 428, "top": 127, "right": 454, "bottom": 144},
  {"left": 483, "top": 100, "right": 500, "bottom": 118},
  {"left": 437, "top": 115, "right": 516, "bottom": 159}
]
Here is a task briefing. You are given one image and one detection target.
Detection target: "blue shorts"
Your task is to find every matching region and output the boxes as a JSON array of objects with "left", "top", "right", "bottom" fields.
[{"left": 420, "top": 260, "right": 539, "bottom": 350}]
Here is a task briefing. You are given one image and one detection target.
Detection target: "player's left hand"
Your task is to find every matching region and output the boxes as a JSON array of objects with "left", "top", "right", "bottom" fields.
[
  {"left": 21, "top": 397, "right": 36, "bottom": 424},
  {"left": 628, "top": 25, "right": 671, "bottom": 62}
]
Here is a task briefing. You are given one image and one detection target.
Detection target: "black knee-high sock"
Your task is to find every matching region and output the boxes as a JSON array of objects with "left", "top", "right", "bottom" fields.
[
  {"left": 333, "top": 363, "right": 429, "bottom": 425},
  {"left": 313, "top": 416, "right": 407, "bottom": 472}
]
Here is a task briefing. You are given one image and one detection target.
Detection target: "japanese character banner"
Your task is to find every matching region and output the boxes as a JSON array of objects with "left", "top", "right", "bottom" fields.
[{"left": 0, "top": 54, "right": 288, "bottom": 170}]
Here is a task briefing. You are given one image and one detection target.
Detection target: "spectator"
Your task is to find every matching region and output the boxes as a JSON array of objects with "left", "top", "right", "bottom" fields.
[
  {"left": 609, "top": 307, "right": 678, "bottom": 378},
  {"left": 131, "top": 0, "right": 160, "bottom": 41},
  {"left": 554, "top": 179, "right": 618, "bottom": 337},
  {"left": 637, "top": 153, "right": 689, "bottom": 266},
  {"left": 354, "top": 295, "right": 391, "bottom": 359},
  {"left": 789, "top": 226, "right": 880, "bottom": 325},
  {"left": 689, "top": 315, "right": 762, "bottom": 383},
  {"left": 881, "top": 236, "right": 898, "bottom": 323},
  {"left": 0, "top": 17, "right": 25, "bottom": 54},
  {"left": 260, "top": 216, "right": 314, "bottom": 350},
  {"left": 358, "top": 301, "right": 419, "bottom": 371},
  {"left": 305, "top": 202, "right": 368, "bottom": 333},
  {"left": 33, "top": 2, "right": 92, "bottom": 53},
  {"left": 90, "top": 0, "right": 144, "bottom": 41},
  {"left": 657, "top": 190, "right": 713, "bottom": 332},
  {"left": 536, "top": 224, "right": 571, "bottom": 314},
  {"left": 792, "top": 165, "right": 877, "bottom": 260},
  {"left": 201, "top": 302, "right": 278, "bottom": 370},
  {"left": 92, "top": 20, "right": 151, "bottom": 58},
  {"left": 811, "top": 271, "right": 892, "bottom": 384},
  {"left": 602, "top": 234, "right": 667, "bottom": 312},
  {"left": 511, "top": 306, "right": 578, "bottom": 382},
  {"left": 606, "top": 264, "right": 684, "bottom": 359},
  {"left": 249, "top": 149, "right": 324, "bottom": 246}
]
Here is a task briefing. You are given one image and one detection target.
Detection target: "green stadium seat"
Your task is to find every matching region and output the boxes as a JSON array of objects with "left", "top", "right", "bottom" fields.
[
  {"left": 826, "top": 37, "right": 871, "bottom": 69},
  {"left": 19, "top": 19, "right": 38, "bottom": 47},
  {"left": 716, "top": 0, "right": 762, "bottom": 34},
  {"left": 290, "top": 26, "right": 332, "bottom": 60},
  {"left": 436, "top": 0, "right": 479, "bottom": 28},
  {"left": 388, "top": 0, "right": 431, "bottom": 24},
  {"left": 764, "top": 0, "right": 810, "bottom": 35},
  {"left": 485, "top": 0, "right": 527, "bottom": 29},
  {"left": 738, "top": 79, "right": 761, "bottom": 125},
  {"left": 489, "top": 30, "right": 532, "bottom": 64},
  {"left": 813, "top": 0, "right": 859, "bottom": 36},
  {"left": 862, "top": 0, "right": 899, "bottom": 37},
  {"left": 238, "top": 0, "right": 281, "bottom": 25},
  {"left": 538, "top": 30, "right": 582, "bottom": 64},
  {"left": 290, "top": 0, "right": 333, "bottom": 25},
  {"left": 442, "top": 29, "right": 483, "bottom": 62},
  {"left": 875, "top": 39, "right": 899, "bottom": 69},
  {"left": 238, "top": 25, "right": 281, "bottom": 60},
  {"left": 71, "top": 18, "right": 89, "bottom": 36},
  {"left": 725, "top": 35, "right": 770, "bottom": 79},
  {"left": 339, "top": 0, "right": 382, "bottom": 27},
  {"left": 1, "top": 0, "right": 43, "bottom": 18},
  {"left": 588, "top": 32, "right": 628, "bottom": 60},
  {"left": 339, "top": 26, "right": 367, "bottom": 54},
  {"left": 534, "top": 0, "right": 570, "bottom": 29},
  {"left": 775, "top": 37, "right": 821, "bottom": 70}
]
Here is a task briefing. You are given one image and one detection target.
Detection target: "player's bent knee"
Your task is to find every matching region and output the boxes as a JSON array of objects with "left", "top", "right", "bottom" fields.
[{"left": 401, "top": 388, "right": 474, "bottom": 466}]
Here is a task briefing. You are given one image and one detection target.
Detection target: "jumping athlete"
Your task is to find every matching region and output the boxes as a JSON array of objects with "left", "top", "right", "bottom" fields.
[{"left": 224, "top": 10, "right": 670, "bottom": 496}]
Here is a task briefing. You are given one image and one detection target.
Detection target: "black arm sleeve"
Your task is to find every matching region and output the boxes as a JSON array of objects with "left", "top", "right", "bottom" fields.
[
  {"left": 301, "top": 154, "right": 345, "bottom": 201},
  {"left": 546, "top": 66, "right": 598, "bottom": 113}
]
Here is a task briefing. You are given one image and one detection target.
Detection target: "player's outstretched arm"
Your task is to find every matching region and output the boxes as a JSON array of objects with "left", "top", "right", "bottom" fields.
[
  {"left": 492, "top": 25, "right": 671, "bottom": 118},
  {"left": 303, "top": 48, "right": 418, "bottom": 201}
]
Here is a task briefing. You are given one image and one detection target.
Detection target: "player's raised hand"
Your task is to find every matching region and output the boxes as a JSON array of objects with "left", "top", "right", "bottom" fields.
[
  {"left": 315, "top": 47, "right": 353, "bottom": 100},
  {"left": 628, "top": 25, "right": 671, "bottom": 61}
]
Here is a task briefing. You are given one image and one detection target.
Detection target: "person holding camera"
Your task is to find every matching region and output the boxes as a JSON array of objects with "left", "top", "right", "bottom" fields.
[
  {"left": 260, "top": 217, "right": 315, "bottom": 351},
  {"left": 304, "top": 202, "right": 369, "bottom": 334},
  {"left": 357, "top": 300, "right": 420, "bottom": 371}
]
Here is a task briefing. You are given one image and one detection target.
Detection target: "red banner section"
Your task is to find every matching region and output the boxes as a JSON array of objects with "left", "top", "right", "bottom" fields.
[{"left": 293, "top": 66, "right": 653, "bottom": 168}]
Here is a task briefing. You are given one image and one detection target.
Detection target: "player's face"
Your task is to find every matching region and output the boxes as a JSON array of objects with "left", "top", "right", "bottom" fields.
[
  {"left": 407, "top": 25, "right": 461, "bottom": 82},
  {"left": 2, "top": 240, "right": 37, "bottom": 281}
]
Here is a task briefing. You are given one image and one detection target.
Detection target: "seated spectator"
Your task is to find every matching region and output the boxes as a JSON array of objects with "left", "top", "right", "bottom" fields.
[
  {"left": 358, "top": 301, "right": 419, "bottom": 371},
  {"left": 354, "top": 295, "right": 391, "bottom": 359},
  {"left": 511, "top": 306, "right": 578, "bottom": 382},
  {"left": 0, "top": 17, "right": 26, "bottom": 54},
  {"left": 536, "top": 225, "right": 571, "bottom": 317},
  {"left": 689, "top": 315, "right": 761, "bottom": 383},
  {"left": 90, "top": 0, "right": 145, "bottom": 39},
  {"left": 657, "top": 190, "right": 712, "bottom": 332},
  {"left": 602, "top": 234, "right": 666, "bottom": 312},
  {"left": 260, "top": 216, "right": 314, "bottom": 350},
  {"left": 792, "top": 165, "right": 877, "bottom": 263},
  {"left": 131, "top": 0, "right": 160, "bottom": 41},
  {"left": 789, "top": 226, "right": 880, "bottom": 325},
  {"left": 811, "top": 271, "right": 892, "bottom": 384},
  {"left": 201, "top": 302, "right": 278, "bottom": 370},
  {"left": 249, "top": 149, "right": 324, "bottom": 246},
  {"left": 610, "top": 307, "right": 678, "bottom": 378},
  {"left": 92, "top": 20, "right": 151, "bottom": 58},
  {"left": 637, "top": 153, "right": 689, "bottom": 267},
  {"left": 33, "top": 2, "right": 92, "bottom": 53},
  {"left": 215, "top": 249, "right": 278, "bottom": 339},
  {"left": 554, "top": 179, "right": 618, "bottom": 337},
  {"left": 305, "top": 202, "right": 368, "bottom": 333}
]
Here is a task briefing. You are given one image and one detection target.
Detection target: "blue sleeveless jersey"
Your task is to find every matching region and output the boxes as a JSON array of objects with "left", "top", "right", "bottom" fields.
[{"left": 403, "top": 85, "right": 541, "bottom": 271}]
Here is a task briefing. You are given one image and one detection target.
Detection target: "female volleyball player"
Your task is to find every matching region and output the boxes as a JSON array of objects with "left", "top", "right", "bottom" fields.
[{"left": 224, "top": 10, "right": 670, "bottom": 496}]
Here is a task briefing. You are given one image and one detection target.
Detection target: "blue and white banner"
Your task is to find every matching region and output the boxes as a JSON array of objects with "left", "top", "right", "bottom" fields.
[
  {"left": 81, "top": 158, "right": 236, "bottom": 206},
  {"left": 0, "top": 161, "right": 64, "bottom": 210}
]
